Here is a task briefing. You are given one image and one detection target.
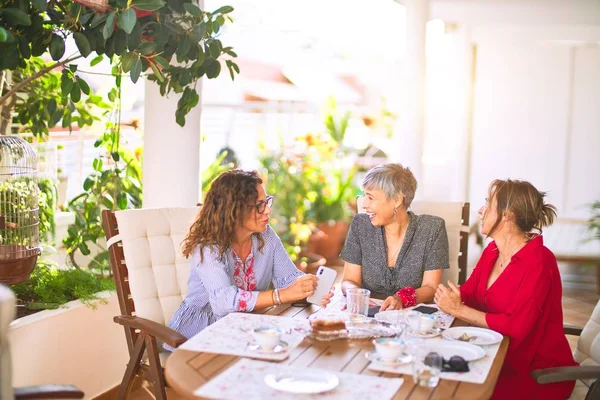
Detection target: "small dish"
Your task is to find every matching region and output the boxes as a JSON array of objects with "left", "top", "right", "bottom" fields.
[
  {"left": 365, "top": 350, "right": 413, "bottom": 365},
  {"left": 247, "top": 340, "right": 289, "bottom": 354},
  {"left": 407, "top": 327, "right": 442, "bottom": 338},
  {"left": 264, "top": 370, "right": 339, "bottom": 394}
]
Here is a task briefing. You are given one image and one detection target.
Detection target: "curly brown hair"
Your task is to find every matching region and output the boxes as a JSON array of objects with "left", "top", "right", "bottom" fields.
[{"left": 182, "top": 169, "right": 266, "bottom": 260}]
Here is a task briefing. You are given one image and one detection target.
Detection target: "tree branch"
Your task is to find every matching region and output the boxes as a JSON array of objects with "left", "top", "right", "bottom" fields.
[{"left": 0, "top": 55, "right": 84, "bottom": 107}]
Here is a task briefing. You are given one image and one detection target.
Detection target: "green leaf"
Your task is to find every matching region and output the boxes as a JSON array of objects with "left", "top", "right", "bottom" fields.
[
  {"left": 103, "top": 12, "right": 115, "bottom": 40},
  {"left": 69, "top": 64, "right": 78, "bottom": 72},
  {"left": 113, "top": 29, "right": 127, "bottom": 54},
  {"left": 17, "top": 36, "right": 30, "bottom": 58},
  {"left": 209, "top": 40, "right": 221, "bottom": 58},
  {"left": 176, "top": 35, "right": 191, "bottom": 60},
  {"left": 117, "top": 192, "right": 127, "bottom": 209},
  {"left": 0, "top": 27, "right": 7, "bottom": 42},
  {"left": 73, "top": 32, "right": 92, "bottom": 57},
  {"left": 131, "top": 0, "right": 165, "bottom": 12},
  {"left": 126, "top": 21, "right": 142, "bottom": 50},
  {"left": 47, "top": 98, "right": 57, "bottom": 116},
  {"left": 130, "top": 57, "right": 142, "bottom": 83},
  {"left": 153, "top": 55, "right": 169, "bottom": 69},
  {"left": 213, "top": 5, "right": 234, "bottom": 14},
  {"left": 83, "top": 177, "right": 94, "bottom": 191},
  {"left": 32, "top": 0, "right": 47, "bottom": 11},
  {"left": 148, "top": 60, "right": 164, "bottom": 82},
  {"left": 111, "top": 152, "right": 120, "bottom": 162},
  {"left": 138, "top": 41, "right": 156, "bottom": 54},
  {"left": 183, "top": 3, "right": 201, "bottom": 16},
  {"left": 192, "top": 23, "right": 206, "bottom": 41},
  {"left": 49, "top": 34, "right": 65, "bottom": 60},
  {"left": 71, "top": 83, "right": 81, "bottom": 102},
  {"left": 77, "top": 77, "right": 91, "bottom": 95},
  {"left": 206, "top": 59, "right": 221, "bottom": 79},
  {"left": 61, "top": 76, "right": 73, "bottom": 97},
  {"left": 92, "top": 158, "right": 103, "bottom": 172},
  {"left": 91, "top": 13, "right": 108, "bottom": 28},
  {"left": 118, "top": 8, "right": 137, "bottom": 34},
  {"left": 121, "top": 51, "right": 135, "bottom": 72},
  {"left": 90, "top": 54, "right": 104, "bottom": 66},
  {"left": 0, "top": 8, "right": 32, "bottom": 26}
]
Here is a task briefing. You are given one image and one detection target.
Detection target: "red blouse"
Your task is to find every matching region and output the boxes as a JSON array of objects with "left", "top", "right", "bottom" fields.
[{"left": 461, "top": 236, "right": 577, "bottom": 400}]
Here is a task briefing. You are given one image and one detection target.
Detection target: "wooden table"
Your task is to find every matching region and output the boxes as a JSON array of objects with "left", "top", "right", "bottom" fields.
[{"left": 165, "top": 302, "right": 509, "bottom": 400}]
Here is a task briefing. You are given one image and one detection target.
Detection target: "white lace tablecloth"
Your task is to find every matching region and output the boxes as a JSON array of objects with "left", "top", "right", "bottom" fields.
[
  {"left": 195, "top": 358, "right": 404, "bottom": 400},
  {"left": 178, "top": 313, "right": 310, "bottom": 361},
  {"left": 367, "top": 338, "right": 502, "bottom": 384}
]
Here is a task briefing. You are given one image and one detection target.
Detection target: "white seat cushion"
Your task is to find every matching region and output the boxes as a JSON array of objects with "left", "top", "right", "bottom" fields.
[
  {"left": 0, "top": 285, "right": 15, "bottom": 400},
  {"left": 574, "top": 299, "right": 600, "bottom": 386}
]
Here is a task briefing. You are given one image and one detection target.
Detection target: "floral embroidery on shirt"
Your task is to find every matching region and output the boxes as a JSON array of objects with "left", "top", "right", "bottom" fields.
[{"left": 232, "top": 250, "right": 257, "bottom": 311}]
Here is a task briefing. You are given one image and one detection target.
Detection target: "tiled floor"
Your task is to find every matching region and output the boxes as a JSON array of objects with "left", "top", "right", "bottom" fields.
[{"left": 104, "top": 286, "right": 599, "bottom": 400}]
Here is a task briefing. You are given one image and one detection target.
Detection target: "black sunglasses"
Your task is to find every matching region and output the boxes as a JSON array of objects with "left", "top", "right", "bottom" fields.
[
  {"left": 254, "top": 195, "right": 274, "bottom": 214},
  {"left": 425, "top": 352, "right": 470, "bottom": 373}
]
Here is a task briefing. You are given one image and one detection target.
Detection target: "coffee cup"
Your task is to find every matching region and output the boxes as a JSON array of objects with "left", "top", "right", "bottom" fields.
[
  {"left": 408, "top": 312, "right": 436, "bottom": 333},
  {"left": 253, "top": 327, "right": 282, "bottom": 350},
  {"left": 372, "top": 337, "right": 406, "bottom": 361}
]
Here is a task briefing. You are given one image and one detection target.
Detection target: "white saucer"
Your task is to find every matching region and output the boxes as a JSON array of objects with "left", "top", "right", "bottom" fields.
[
  {"left": 407, "top": 327, "right": 442, "bottom": 338},
  {"left": 247, "top": 340, "right": 289, "bottom": 354},
  {"left": 442, "top": 327, "right": 503, "bottom": 346},
  {"left": 264, "top": 370, "right": 339, "bottom": 394},
  {"left": 365, "top": 350, "right": 413, "bottom": 365}
]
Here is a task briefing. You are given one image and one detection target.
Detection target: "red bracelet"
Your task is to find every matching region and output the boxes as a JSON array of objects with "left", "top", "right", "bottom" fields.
[{"left": 395, "top": 287, "right": 417, "bottom": 308}]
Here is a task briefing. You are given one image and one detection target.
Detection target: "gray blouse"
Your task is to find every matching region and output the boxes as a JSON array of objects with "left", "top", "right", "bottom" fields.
[{"left": 340, "top": 212, "right": 449, "bottom": 298}]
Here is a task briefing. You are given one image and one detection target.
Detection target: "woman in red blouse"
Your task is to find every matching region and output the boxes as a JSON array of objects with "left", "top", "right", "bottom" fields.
[{"left": 435, "top": 179, "right": 577, "bottom": 400}]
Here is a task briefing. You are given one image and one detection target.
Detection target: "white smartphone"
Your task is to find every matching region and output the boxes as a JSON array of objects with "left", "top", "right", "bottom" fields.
[{"left": 306, "top": 266, "right": 337, "bottom": 305}]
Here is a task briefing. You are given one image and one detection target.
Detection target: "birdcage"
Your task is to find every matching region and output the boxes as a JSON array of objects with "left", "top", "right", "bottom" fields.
[{"left": 0, "top": 136, "right": 41, "bottom": 285}]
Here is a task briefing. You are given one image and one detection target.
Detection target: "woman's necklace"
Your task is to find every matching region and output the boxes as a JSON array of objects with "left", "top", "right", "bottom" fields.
[
  {"left": 498, "top": 239, "right": 527, "bottom": 269},
  {"left": 385, "top": 231, "right": 405, "bottom": 266}
]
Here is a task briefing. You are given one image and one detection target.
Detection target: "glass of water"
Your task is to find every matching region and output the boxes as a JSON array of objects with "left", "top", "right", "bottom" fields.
[
  {"left": 413, "top": 350, "right": 442, "bottom": 388},
  {"left": 346, "top": 288, "right": 370, "bottom": 322}
]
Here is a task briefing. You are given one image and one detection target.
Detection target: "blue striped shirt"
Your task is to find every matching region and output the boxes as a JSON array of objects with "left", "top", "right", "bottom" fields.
[{"left": 165, "top": 225, "right": 303, "bottom": 350}]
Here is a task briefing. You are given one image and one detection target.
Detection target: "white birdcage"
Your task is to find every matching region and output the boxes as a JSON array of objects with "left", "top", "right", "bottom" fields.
[{"left": 0, "top": 136, "right": 41, "bottom": 285}]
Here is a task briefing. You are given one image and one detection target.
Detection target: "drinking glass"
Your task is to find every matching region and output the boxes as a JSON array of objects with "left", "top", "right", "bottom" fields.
[
  {"left": 346, "top": 288, "right": 370, "bottom": 322},
  {"left": 412, "top": 349, "right": 442, "bottom": 388}
]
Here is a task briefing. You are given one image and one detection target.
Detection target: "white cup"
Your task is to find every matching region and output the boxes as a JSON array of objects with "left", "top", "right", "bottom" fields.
[
  {"left": 408, "top": 312, "right": 436, "bottom": 333},
  {"left": 253, "top": 327, "right": 282, "bottom": 350},
  {"left": 372, "top": 338, "right": 406, "bottom": 361}
]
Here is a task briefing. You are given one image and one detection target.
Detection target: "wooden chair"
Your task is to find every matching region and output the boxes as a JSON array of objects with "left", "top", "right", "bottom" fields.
[
  {"left": 0, "top": 285, "right": 84, "bottom": 400},
  {"left": 532, "top": 299, "right": 600, "bottom": 399},
  {"left": 356, "top": 196, "right": 470, "bottom": 284},
  {"left": 102, "top": 207, "right": 200, "bottom": 400}
]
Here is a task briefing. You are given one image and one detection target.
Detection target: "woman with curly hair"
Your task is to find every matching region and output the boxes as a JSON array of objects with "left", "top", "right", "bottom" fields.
[{"left": 166, "top": 170, "right": 331, "bottom": 345}]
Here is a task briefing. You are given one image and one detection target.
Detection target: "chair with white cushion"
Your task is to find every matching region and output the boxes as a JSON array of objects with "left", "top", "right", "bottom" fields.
[
  {"left": 356, "top": 197, "right": 470, "bottom": 284},
  {"left": 102, "top": 207, "right": 199, "bottom": 400},
  {"left": 532, "top": 300, "right": 600, "bottom": 399}
]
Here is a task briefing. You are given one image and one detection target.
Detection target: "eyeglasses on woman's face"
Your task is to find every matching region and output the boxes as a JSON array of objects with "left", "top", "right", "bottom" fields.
[{"left": 253, "top": 195, "right": 274, "bottom": 214}]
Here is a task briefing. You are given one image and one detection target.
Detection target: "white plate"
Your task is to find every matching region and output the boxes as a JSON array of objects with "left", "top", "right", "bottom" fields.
[
  {"left": 247, "top": 340, "right": 289, "bottom": 354},
  {"left": 407, "top": 327, "right": 442, "bottom": 338},
  {"left": 442, "top": 327, "right": 503, "bottom": 346},
  {"left": 264, "top": 370, "right": 339, "bottom": 394},
  {"left": 424, "top": 341, "right": 486, "bottom": 362},
  {"left": 365, "top": 350, "right": 413, "bottom": 365}
]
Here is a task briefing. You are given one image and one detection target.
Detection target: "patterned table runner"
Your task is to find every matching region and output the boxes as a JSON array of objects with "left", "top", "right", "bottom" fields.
[{"left": 195, "top": 358, "right": 404, "bottom": 400}]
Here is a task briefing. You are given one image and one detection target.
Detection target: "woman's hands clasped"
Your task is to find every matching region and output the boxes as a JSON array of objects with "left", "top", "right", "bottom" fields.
[{"left": 434, "top": 281, "right": 462, "bottom": 315}]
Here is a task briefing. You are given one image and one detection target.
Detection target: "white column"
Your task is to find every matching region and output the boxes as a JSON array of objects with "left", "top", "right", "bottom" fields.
[
  {"left": 142, "top": 79, "right": 202, "bottom": 208},
  {"left": 395, "top": 0, "right": 428, "bottom": 185}
]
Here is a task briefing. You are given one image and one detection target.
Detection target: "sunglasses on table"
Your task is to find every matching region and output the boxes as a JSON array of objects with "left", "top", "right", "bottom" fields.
[{"left": 425, "top": 352, "right": 470, "bottom": 373}]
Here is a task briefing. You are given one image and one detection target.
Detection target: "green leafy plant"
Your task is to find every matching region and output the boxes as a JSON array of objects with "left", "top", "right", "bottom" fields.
[
  {"left": 201, "top": 150, "right": 234, "bottom": 198},
  {"left": 11, "top": 259, "right": 114, "bottom": 313},
  {"left": 37, "top": 177, "right": 58, "bottom": 245},
  {"left": 0, "top": 0, "right": 239, "bottom": 132},
  {"left": 589, "top": 201, "right": 600, "bottom": 242}
]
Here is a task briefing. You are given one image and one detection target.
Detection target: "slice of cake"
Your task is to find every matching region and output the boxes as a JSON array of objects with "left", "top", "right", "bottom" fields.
[{"left": 310, "top": 319, "right": 347, "bottom": 334}]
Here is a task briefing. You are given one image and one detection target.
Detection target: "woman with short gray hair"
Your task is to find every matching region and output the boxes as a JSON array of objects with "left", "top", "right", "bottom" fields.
[{"left": 340, "top": 163, "right": 449, "bottom": 310}]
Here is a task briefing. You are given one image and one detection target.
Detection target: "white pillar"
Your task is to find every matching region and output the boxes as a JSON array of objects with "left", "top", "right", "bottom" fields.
[
  {"left": 395, "top": 0, "right": 428, "bottom": 185},
  {"left": 142, "top": 79, "right": 202, "bottom": 208}
]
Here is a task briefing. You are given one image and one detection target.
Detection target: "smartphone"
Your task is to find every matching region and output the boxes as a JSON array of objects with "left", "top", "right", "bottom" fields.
[
  {"left": 306, "top": 266, "right": 337, "bottom": 305},
  {"left": 412, "top": 305, "right": 438, "bottom": 314},
  {"left": 367, "top": 306, "right": 381, "bottom": 318}
]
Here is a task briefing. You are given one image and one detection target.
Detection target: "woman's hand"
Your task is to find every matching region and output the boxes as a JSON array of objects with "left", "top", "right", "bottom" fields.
[
  {"left": 434, "top": 281, "right": 462, "bottom": 316},
  {"left": 380, "top": 295, "right": 403, "bottom": 311},
  {"left": 281, "top": 274, "right": 318, "bottom": 302},
  {"left": 321, "top": 288, "right": 335, "bottom": 308}
]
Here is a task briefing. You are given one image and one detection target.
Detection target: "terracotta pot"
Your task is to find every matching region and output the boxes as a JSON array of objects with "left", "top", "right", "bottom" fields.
[
  {"left": 307, "top": 220, "right": 350, "bottom": 266},
  {"left": 295, "top": 251, "right": 326, "bottom": 275},
  {"left": 0, "top": 246, "right": 39, "bottom": 285}
]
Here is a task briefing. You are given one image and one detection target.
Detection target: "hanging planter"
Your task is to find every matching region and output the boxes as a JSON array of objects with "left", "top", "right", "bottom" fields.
[{"left": 0, "top": 136, "right": 41, "bottom": 285}]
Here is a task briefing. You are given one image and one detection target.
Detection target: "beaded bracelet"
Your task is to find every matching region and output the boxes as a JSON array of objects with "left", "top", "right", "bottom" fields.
[{"left": 395, "top": 286, "right": 417, "bottom": 308}]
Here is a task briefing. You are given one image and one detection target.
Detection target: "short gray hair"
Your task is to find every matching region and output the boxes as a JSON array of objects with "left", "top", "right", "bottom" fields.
[{"left": 362, "top": 163, "right": 418, "bottom": 208}]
